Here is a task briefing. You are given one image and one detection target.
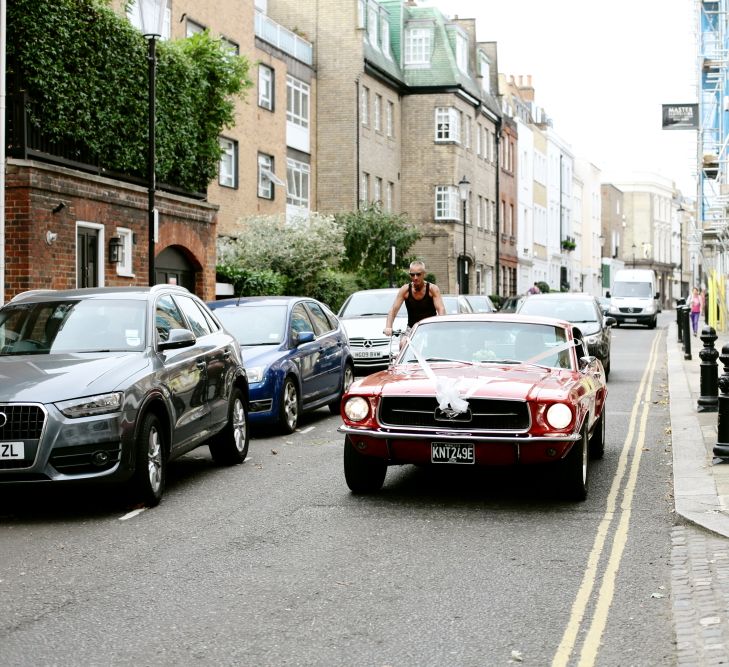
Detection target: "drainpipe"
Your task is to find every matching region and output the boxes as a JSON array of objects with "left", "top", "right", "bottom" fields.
[
  {"left": 355, "top": 78, "right": 360, "bottom": 208},
  {"left": 0, "top": 0, "right": 5, "bottom": 305},
  {"left": 494, "top": 119, "right": 501, "bottom": 297}
]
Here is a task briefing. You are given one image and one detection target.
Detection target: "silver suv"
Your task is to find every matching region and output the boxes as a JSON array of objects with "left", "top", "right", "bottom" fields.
[{"left": 0, "top": 286, "right": 249, "bottom": 506}]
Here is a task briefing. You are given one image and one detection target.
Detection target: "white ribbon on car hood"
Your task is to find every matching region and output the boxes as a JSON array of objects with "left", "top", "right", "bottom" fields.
[{"left": 403, "top": 337, "right": 578, "bottom": 416}]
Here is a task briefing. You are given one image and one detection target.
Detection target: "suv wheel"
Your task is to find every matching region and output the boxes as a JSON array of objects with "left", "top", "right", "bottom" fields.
[
  {"left": 128, "top": 412, "right": 166, "bottom": 507},
  {"left": 209, "top": 388, "right": 249, "bottom": 465}
]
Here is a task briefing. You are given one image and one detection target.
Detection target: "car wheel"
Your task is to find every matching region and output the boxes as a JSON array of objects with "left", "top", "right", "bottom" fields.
[
  {"left": 209, "top": 388, "right": 249, "bottom": 465},
  {"left": 343, "top": 436, "right": 387, "bottom": 494},
  {"left": 559, "top": 425, "right": 589, "bottom": 501},
  {"left": 603, "top": 355, "right": 610, "bottom": 380},
  {"left": 649, "top": 317, "right": 657, "bottom": 329},
  {"left": 589, "top": 412, "right": 606, "bottom": 460},
  {"left": 128, "top": 412, "right": 166, "bottom": 507},
  {"left": 329, "top": 362, "right": 355, "bottom": 415},
  {"left": 280, "top": 377, "right": 299, "bottom": 434}
]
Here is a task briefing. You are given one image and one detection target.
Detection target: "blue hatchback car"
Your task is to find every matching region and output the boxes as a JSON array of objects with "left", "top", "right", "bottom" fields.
[{"left": 209, "top": 297, "right": 354, "bottom": 433}]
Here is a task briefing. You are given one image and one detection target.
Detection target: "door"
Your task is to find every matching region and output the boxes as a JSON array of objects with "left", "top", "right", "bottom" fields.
[
  {"left": 77, "top": 227, "right": 99, "bottom": 288},
  {"left": 155, "top": 246, "right": 195, "bottom": 292},
  {"left": 304, "top": 300, "right": 343, "bottom": 397}
]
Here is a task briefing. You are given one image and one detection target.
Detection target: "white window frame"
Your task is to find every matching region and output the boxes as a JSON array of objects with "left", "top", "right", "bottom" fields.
[
  {"left": 76, "top": 221, "right": 105, "bottom": 288},
  {"left": 258, "top": 64, "right": 273, "bottom": 110},
  {"left": 361, "top": 86, "right": 369, "bottom": 126},
  {"left": 374, "top": 177, "right": 382, "bottom": 204},
  {"left": 386, "top": 100, "right": 394, "bottom": 137},
  {"left": 455, "top": 31, "right": 468, "bottom": 74},
  {"left": 435, "top": 186, "right": 459, "bottom": 221},
  {"left": 367, "top": 4, "right": 379, "bottom": 47},
  {"left": 219, "top": 137, "right": 237, "bottom": 188},
  {"left": 115, "top": 227, "right": 134, "bottom": 277},
  {"left": 404, "top": 26, "right": 432, "bottom": 66},
  {"left": 286, "top": 158, "right": 310, "bottom": 209},
  {"left": 186, "top": 18, "right": 205, "bottom": 37},
  {"left": 357, "top": 0, "right": 366, "bottom": 28},
  {"left": 374, "top": 94, "right": 382, "bottom": 131},
  {"left": 381, "top": 14, "right": 391, "bottom": 58},
  {"left": 435, "top": 107, "right": 460, "bottom": 143},
  {"left": 479, "top": 52, "right": 491, "bottom": 94},
  {"left": 386, "top": 182, "right": 394, "bottom": 211},
  {"left": 286, "top": 75, "right": 309, "bottom": 129},
  {"left": 258, "top": 153, "right": 278, "bottom": 199},
  {"left": 360, "top": 172, "right": 370, "bottom": 205}
]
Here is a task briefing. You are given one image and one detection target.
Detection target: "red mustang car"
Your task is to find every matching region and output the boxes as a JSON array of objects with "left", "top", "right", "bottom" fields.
[{"left": 338, "top": 314, "right": 608, "bottom": 501}]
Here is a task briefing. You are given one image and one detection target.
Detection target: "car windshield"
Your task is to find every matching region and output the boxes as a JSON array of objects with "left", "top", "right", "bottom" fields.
[
  {"left": 465, "top": 296, "right": 493, "bottom": 313},
  {"left": 442, "top": 297, "right": 460, "bottom": 314},
  {"left": 398, "top": 320, "right": 572, "bottom": 369},
  {"left": 215, "top": 304, "right": 287, "bottom": 345},
  {"left": 0, "top": 299, "right": 147, "bottom": 355},
  {"left": 519, "top": 299, "right": 598, "bottom": 323},
  {"left": 339, "top": 292, "right": 404, "bottom": 319},
  {"left": 612, "top": 281, "right": 653, "bottom": 298}
]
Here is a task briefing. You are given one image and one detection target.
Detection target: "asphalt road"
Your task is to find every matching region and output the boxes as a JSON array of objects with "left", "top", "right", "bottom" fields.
[{"left": 0, "top": 312, "right": 678, "bottom": 666}]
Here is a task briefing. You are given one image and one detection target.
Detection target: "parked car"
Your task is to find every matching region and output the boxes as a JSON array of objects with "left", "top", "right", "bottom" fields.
[
  {"left": 597, "top": 296, "right": 610, "bottom": 316},
  {"left": 516, "top": 292, "right": 616, "bottom": 378},
  {"left": 462, "top": 294, "right": 496, "bottom": 313},
  {"left": 0, "top": 286, "right": 249, "bottom": 506},
  {"left": 498, "top": 294, "right": 525, "bottom": 313},
  {"left": 339, "top": 314, "right": 608, "bottom": 500},
  {"left": 441, "top": 294, "right": 475, "bottom": 314},
  {"left": 209, "top": 296, "right": 354, "bottom": 433},
  {"left": 337, "top": 288, "right": 405, "bottom": 372}
]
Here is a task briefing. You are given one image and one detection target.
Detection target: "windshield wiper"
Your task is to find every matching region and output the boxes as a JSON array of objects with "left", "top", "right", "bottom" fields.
[{"left": 352, "top": 312, "right": 388, "bottom": 317}]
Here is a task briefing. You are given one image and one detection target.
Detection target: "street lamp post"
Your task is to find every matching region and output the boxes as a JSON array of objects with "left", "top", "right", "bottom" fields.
[
  {"left": 140, "top": 1, "right": 166, "bottom": 287},
  {"left": 632, "top": 243, "right": 636, "bottom": 269},
  {"left": 458, "top": 176, "right": 470, "bottom": 295}
]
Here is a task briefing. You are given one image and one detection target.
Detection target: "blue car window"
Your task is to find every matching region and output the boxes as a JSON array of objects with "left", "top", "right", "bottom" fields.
[
  {"left": 305, "top": 302, "right": 332, "bottom": 336},
  {"left": 290, "top": 304, "right": 314, "bottom": 337}
]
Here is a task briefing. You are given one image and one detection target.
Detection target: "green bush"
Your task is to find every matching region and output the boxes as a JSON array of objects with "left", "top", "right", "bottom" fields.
[
  {"left": 215, "top": 266, "right": 286, "bottom": 297},
  {"left": 8, "top": 0, "right": 251, "bottom": 193}
]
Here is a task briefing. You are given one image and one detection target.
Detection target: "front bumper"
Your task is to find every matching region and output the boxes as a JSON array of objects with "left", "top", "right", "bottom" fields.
[{"left": 338, "top": 424, "right": 580, "bottom": 465}]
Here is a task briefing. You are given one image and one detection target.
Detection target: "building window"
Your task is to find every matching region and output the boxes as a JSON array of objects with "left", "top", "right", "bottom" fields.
[
  {"left": 404, "top": 27, "right": 432, "bottom": 66},
  {"left": 374, "top": 94, "right": 382, "bottom": 131},
  {"left": 258, "top": 153, "right": 276, "bottom": 199},
  {"left": 360, "top": 172, "right": 370, "bottom": 205},
  {"left": 360, "top": 86, "right": 369, "bottom": 125},
  {"left": 367, "top": 3, "right": 379, "bottom": 47},
  {"left": 464, "top": 117, "right": 471, "bottom": 149},
  {"left": 381, "top": 15, "right": 391, "bottom": 58},
  {"left": 386, "top": 182, "right": 394, "bottom": 211},
  {"left": 435, "top": 186, "right": 459, "bottom": 220},
  {"left": 115, "top": 227, "right": 134, "bottom": 277},
  {"left": 286, "top": 158, "right": 310, "bottom": 210},
  {"left": 435, "top": 107, "right": 460, "bottom": 143},
  {"left": 476, "top": 195, "right": 482, "bottom": 229},
  {"left": 186, "top": 18, "right": 205, "bottom": 37},
  {"left": 221, "top": 37, "right": 239, "bottom": 55},
  {"left": 357, "top": 0, "right": 365, "bottom": 28},
  {"left": 258, "top": 65, "right": 274, "bottom": 110},
  {"left": 455, "top": 31, "right": 468, "bottom": 73},
  {"left": 479, "top": 53, "right": 491, "bottom": 94},
  {"left": 374, "top": 177, "right": 382, "bottom": 204},
  {"left": 386, "top": 101, "right": 394, "bottom": 137},
  {"left": 219, "top": 137, "right": 238, "bottom": 188},
  {"left": 287, "top": 76, "right": 309, "bottom": 129}
]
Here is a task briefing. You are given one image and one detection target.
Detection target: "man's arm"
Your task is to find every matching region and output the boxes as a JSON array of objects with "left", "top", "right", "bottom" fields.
[
  {"left": 384, "top": 287, "right": 407, "bottom": 335},
  {"left": 431, "top": 284, "right": 446, "bottom": 316}
]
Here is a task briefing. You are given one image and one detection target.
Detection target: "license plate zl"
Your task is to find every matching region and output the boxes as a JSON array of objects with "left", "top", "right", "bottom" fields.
[
  {"left": 0, "top": 442, "right": 25, "bottom": 459},
  {"left": 431, "top": 442, "right": 474, "bottom": 464}
]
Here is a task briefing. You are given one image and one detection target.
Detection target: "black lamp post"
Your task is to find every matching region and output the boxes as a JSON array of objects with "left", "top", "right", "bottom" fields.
[
  {"left": 632, "top": 243, "right": 636, "bottom": 268},
  {"left": 458, "top": 175, "right": 470, "bottom": 294},
  {"left": 140, "top": 1, "right": 166, "bottom": 286}
]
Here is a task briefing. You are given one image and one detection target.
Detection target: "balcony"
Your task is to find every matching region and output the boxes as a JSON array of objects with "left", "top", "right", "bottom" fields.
[{"left": 255, "top": 11, "right": 312, "bottom": 65}]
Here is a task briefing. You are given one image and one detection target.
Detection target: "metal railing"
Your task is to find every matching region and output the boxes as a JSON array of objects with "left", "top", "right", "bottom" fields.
[{"left": 254, "top": 11, "right": 312, "bottom": 65}]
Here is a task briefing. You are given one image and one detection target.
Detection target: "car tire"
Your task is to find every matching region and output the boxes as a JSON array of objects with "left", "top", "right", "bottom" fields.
[
  {"left": 589, "top": 412, "right": 605, "bottom": 460},
  {"left": 280, "top": 377, "right": 299, "bottom": 434},
  {"left": 559, "top": 425, "right": 589, "bottom": 501},
  {"left": 343, "top": 436, "right": 386, "bottom": 494},
  {"left": 329, "top": 362, "right": 355, "bottom": 415},
  {"left": 128, "top": 412, "right": 166, "bottom": 507},
  {"left": 209, "top": 388, "right": 249, "bottom": 465},
  {"left": 603, "top": 355, "right": 610, "bottom": 380},
  {"left": 649, "top": 317, "right": 657, "bottom": 329}
]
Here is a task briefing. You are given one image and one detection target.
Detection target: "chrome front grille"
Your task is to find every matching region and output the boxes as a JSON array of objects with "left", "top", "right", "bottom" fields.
[
  {"left": 379, "top": 396, "right": 530, "bottom": 431},
  {"left": 349, "top": 337, "right": 390, "bottom": 349}
]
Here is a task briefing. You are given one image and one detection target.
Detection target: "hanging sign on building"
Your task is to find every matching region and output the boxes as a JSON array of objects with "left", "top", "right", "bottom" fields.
[{"left": 662, "top": 103, "right": 699, "bottom": 130}]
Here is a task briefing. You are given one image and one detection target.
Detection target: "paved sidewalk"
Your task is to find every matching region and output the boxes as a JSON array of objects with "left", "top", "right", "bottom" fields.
[{"left": 667, "top": 319, "right": 729, "bottom": 665}]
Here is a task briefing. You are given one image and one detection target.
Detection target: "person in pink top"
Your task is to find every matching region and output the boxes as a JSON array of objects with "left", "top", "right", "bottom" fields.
[{"left": 689, "top": 286, "right": 704, "bottom": 336}]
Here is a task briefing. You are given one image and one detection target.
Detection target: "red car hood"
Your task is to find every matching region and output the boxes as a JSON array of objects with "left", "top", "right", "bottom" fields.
[{"left": 351, "top": 362, "right": 576, "bottom": 402}]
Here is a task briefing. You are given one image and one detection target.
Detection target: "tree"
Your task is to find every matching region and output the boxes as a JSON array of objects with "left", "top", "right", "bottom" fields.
[{"left": 336, "top": 205, "right": 421, "bottom": 289}]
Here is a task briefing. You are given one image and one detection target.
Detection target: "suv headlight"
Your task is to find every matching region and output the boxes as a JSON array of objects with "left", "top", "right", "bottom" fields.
[
  {"left": 247, "top": 366, "right": 265, "bottom": 383},
  {"left": 585, "top": 334, "right": 600, "bottom": 345},
  {"left": 55, "top": 392, "right": 123, "bottom": 418},
  {"left": 609, "top": 304, "right": 619, "bottom": 314}
]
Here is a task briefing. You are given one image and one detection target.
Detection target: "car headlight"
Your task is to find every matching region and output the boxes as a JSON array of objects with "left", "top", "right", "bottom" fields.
[
  {"left": 55, "top": 392, "right": 123, "bottom": 418},
  {"left": 545, "top": 403, "right": 573, "bottom": 430},
  {"left": 608, "top": 304, "right": 619, "bottom": 314},
  {"left": 643, "top": 303, "right": 655, "bottom": 314},
  {"left": 343, "top": 396, "right": 369, "bottom": 421},
  {"left": 585, "top": 334, "right": 600, "bottom": 345},
  {"left": 246, "top": 366, "right": 265, "bottom": 383}
]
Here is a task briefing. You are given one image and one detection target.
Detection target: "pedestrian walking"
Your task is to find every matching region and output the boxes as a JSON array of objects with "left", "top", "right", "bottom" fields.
[
  {"left": 383, "top": 261, "right": 445, "bottom": 343},
  {"left": 527, "top": 282, "right": 541, "bottom": 295},
  {"left": 689, "top": 286, "right": 704, "bottom": 336}
]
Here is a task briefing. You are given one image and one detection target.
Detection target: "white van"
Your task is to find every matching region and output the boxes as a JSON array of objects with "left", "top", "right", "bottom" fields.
[{"left": 608, "top": 269, "right": 659, "bottom": 328}]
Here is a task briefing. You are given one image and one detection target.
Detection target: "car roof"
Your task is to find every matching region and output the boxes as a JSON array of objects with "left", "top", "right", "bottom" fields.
[
  {"left": 416, "top": 313, "right": 571, "bottom": 327},
  {"left": 523, "top": 292, "right": 596, "bottom": 300},
  {"left": 8, "top": 285, "right": 190, "bottom": 304},
  {"left": 209, "top": 296, "right": 311, "bottom": 309}
]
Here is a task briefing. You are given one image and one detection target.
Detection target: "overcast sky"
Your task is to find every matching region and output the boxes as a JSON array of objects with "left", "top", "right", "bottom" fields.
[{"left": 441, "top": 0, "right": 697, "bottom": 197}]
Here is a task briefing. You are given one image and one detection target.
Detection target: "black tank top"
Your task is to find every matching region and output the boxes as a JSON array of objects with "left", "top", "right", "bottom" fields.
[{"left": 405, "top": 282, "right": 436, "bottom": 327}]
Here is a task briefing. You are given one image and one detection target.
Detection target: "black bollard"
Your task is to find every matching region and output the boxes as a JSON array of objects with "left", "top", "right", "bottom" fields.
[
  {"left": 676, "top": 298, "right": 685, "bottom": 344},
  {"left": 714, "top": 343, "right": 729, "bottom": 461},
  {"left": 681, "top": 305, "right": 692, "bottom": 360},
  {"left": 698, "top": 326, "right": 719, "bottom": 412}
]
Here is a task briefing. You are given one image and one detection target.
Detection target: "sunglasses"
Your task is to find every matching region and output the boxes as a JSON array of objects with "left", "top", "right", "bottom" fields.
[{"left": 409, "top": 272, "right": 423, "bottom": 277}]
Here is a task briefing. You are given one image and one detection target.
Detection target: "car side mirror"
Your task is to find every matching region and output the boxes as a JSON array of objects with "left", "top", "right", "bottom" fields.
[
  {"left": 579, "top": 354, "right": 598, "bottom": 372},
  {"left": 294, "top": 330, "right": 316, "bottom": 345},
  {"left": 158, "top": 328, "right": 196, "bottom": 351},
  {"left": 605, "top": 316, "right": 617, "bottom": 327}
]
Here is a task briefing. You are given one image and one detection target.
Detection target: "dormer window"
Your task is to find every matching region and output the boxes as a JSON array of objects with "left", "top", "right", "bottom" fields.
[
  {"left": 479, "top": 52, "right": 491, "bottom": 94},
  {"left": 381, "top": 14, "right": 391, "bottom": 58},
  {"left": 455, "top": 31, "right": 468, "bottom": 74},
  {"left": 367, "top": 3, "right": 379, "bottom": 47},
  {"left": 404, "top": 26, "right": 432, "bottom": 66}
]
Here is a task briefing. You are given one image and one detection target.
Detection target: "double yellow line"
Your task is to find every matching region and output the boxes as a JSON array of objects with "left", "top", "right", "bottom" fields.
[{"left": 552, "top": 331, "right": 663, "bottom": 667}]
